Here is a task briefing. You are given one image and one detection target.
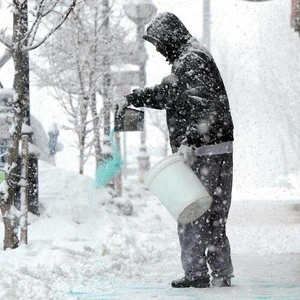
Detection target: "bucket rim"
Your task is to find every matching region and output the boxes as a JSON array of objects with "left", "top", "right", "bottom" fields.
[{"left": 144, "top": 153, "right": 183, "bottom": 188}]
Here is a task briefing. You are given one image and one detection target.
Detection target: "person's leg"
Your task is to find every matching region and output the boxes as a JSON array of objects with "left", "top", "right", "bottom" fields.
[
  {"left": 173, "top": 156, "right": 212, "bottom": 288},
  {"left": 174, "top": 154, "right": 234, "bottom": 287},
  {"left": 205, "top": 154, "right": 234, "bottom": 283},
  {"left": 178, "top": 213, "right": 210, "bottom": 280}
]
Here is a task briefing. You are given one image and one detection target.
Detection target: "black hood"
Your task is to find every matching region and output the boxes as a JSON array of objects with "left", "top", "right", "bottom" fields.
[{"left": 143, "top": 12, "right": 192, "bottom": 63}]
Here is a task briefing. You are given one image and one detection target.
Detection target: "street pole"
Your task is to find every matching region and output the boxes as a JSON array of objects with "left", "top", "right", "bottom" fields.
[
  {"left": 136, "top": 20, "right": 150, "bottom": 183},
  {"left": 203, "top": 0, "right": 211, "bottom": 51},
  {"left": 137, "top": 23, "right": 147, "bottom": 87},
  {"left": 123, "top": 0, "right": 157, "bottom": 183}
]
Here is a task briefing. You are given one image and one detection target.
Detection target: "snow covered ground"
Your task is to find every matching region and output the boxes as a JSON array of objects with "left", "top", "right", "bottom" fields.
[
  {"left": 0, "top": 161, "right": 300, "bottom": 300},
  {"left": 1, "top": 1, "right": 300, "bottom": 299}
]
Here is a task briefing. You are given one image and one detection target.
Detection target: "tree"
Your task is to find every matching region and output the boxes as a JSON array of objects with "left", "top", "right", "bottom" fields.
[
  {"left": 34, "top": 0, "right": 136, "bottom": 173},
  {"left": 0, "top": 0, "right": 77, "bottom": 250},
  {"left": 148, "top": 110, "right": 169, "bottom": 157}
]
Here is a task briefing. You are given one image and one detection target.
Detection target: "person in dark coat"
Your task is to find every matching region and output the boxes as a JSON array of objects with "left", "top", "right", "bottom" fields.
[{"left": 116, "top": 12, "right": 234, "bottom": 288}]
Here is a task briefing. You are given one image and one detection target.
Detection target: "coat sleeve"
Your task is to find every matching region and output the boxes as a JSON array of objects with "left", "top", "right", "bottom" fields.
[
  {"left": 174, "top": 52, "right": 219, "bottom": 147},
  {"left": 125, "top": 83, "right": 168, "bottom": 110}
]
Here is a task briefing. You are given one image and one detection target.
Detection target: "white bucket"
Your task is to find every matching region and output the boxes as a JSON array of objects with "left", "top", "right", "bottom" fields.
[{"left": 144, "top": 153, "right": 213, "bottom": 225}]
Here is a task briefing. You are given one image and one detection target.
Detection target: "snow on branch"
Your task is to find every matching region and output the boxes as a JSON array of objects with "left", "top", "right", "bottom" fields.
[
  {"left": 0, "top": 28, "right": 12, "bottom": 49},
  {"left": 23, "top": 0, "right": 78, "bottom": 52}
]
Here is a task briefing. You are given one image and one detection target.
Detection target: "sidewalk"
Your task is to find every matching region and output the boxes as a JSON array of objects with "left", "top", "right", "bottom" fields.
[
  {"left": 1, "top": 163, "right": 300, "bottom": 300},
  {"left": 66, "top": 197, "right": 300, "bottom": 300},
  {"left": 67, "top": 254, "right": 300, "bottom": 300}
]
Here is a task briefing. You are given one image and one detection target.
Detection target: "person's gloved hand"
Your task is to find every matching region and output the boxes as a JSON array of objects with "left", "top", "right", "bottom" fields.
[
  {"left": 113, "top": 96, "right": 128, "bottom": 115},
  {"left": 178, "top": 144, "right": 196, "bottom": 166}
]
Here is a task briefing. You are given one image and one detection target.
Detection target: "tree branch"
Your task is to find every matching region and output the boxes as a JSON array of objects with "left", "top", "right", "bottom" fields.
[
  {"left": 83, "top": 143, "right": 93, "bottom": 165},
  {"left": 23, "top": 0, "right": 77, "bottom": 52},
  {"left": 41, "top": 1, "right": 60, "bottom": 17},
  {"left": 23, "top": 0, "right": 46, "bottom": 46},
  {"left": 0, "top": 49, "right": 12, "bottom": 69},
  {"left": 0, "top": 29, "right": 13, "bottom": 49}
]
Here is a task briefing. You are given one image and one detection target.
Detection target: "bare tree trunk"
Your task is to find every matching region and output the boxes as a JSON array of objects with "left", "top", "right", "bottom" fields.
[
  {"left": 0, "top": 201, "right": 19, "bottom": 250},
  {"left": 1, "top": 1, "right": 30, "bottom": 250},
  {"left": 1, "top": 50, "right": 26, "bottom": 250},
  {"left": 0, "top": 49, "right": 23, "bottom": 247},
  {"left": 78, "top": 96, "right": 88, "bottom": 175},
  {"left": 74, "top": 25, "right": 89, "bottom": 174},
  {"left": 79, "top": 142, "right": 85, "bottom": 175},
  {"left": 78, "top": 94, "right": 88, "bottom": 174},
  {"left": 20, "top": 135, "right": 29, "bottom": 245},
  {"left": 102, "top": 0, "right": 112, "bottom": 162},
  {"left": 89, "top": 7, "right": 102, "bottom": 168},
  {"left": 90, "top": 92, "right": 102, "bottom": 167},
  {"left": 0, "top": 0, "right": 77, "bottom": 249}
]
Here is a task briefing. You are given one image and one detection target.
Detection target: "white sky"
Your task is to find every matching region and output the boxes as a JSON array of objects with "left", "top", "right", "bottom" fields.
[{"left": 146, "top": 0, "right": 287, "bottom": 85}]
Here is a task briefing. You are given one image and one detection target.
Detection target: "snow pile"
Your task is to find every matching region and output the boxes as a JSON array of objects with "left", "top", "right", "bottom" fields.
[
  {"left": 0, "top": 162, "right": 299, "bottom": 299},
  {"left": 0, "top": 161, "right": 178, "bottom": 299}
]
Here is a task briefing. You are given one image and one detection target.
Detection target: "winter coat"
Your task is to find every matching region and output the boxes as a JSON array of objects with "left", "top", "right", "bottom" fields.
[{"left": 126, "top": 12, "right": 234, "bottom": 153}]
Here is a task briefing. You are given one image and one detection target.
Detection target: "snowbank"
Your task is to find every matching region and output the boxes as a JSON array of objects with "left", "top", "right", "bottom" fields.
[
  {"left": 0, "top": 161, "right": 178, "bottom": 299},
  {"left": 0, "top": 162, "right": 299, "bottom": 299}
]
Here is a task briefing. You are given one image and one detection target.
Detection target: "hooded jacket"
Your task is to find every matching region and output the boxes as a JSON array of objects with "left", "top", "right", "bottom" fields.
[{"left": 126, "top": 12, "right": 234, "bottom": 153}]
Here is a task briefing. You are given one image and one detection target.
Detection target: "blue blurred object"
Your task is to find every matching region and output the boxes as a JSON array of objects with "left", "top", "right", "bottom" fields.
[{"left": 94, "top": 129, "right": 122, "bottom": 188}]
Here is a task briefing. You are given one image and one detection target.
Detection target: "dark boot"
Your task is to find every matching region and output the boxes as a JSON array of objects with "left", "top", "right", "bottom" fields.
[
  {"left": 171, "top": 276, "right": 210, "bottom": 288},
  {"left": 211, "top": 275, "right": 232, "bottom": 287}
]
